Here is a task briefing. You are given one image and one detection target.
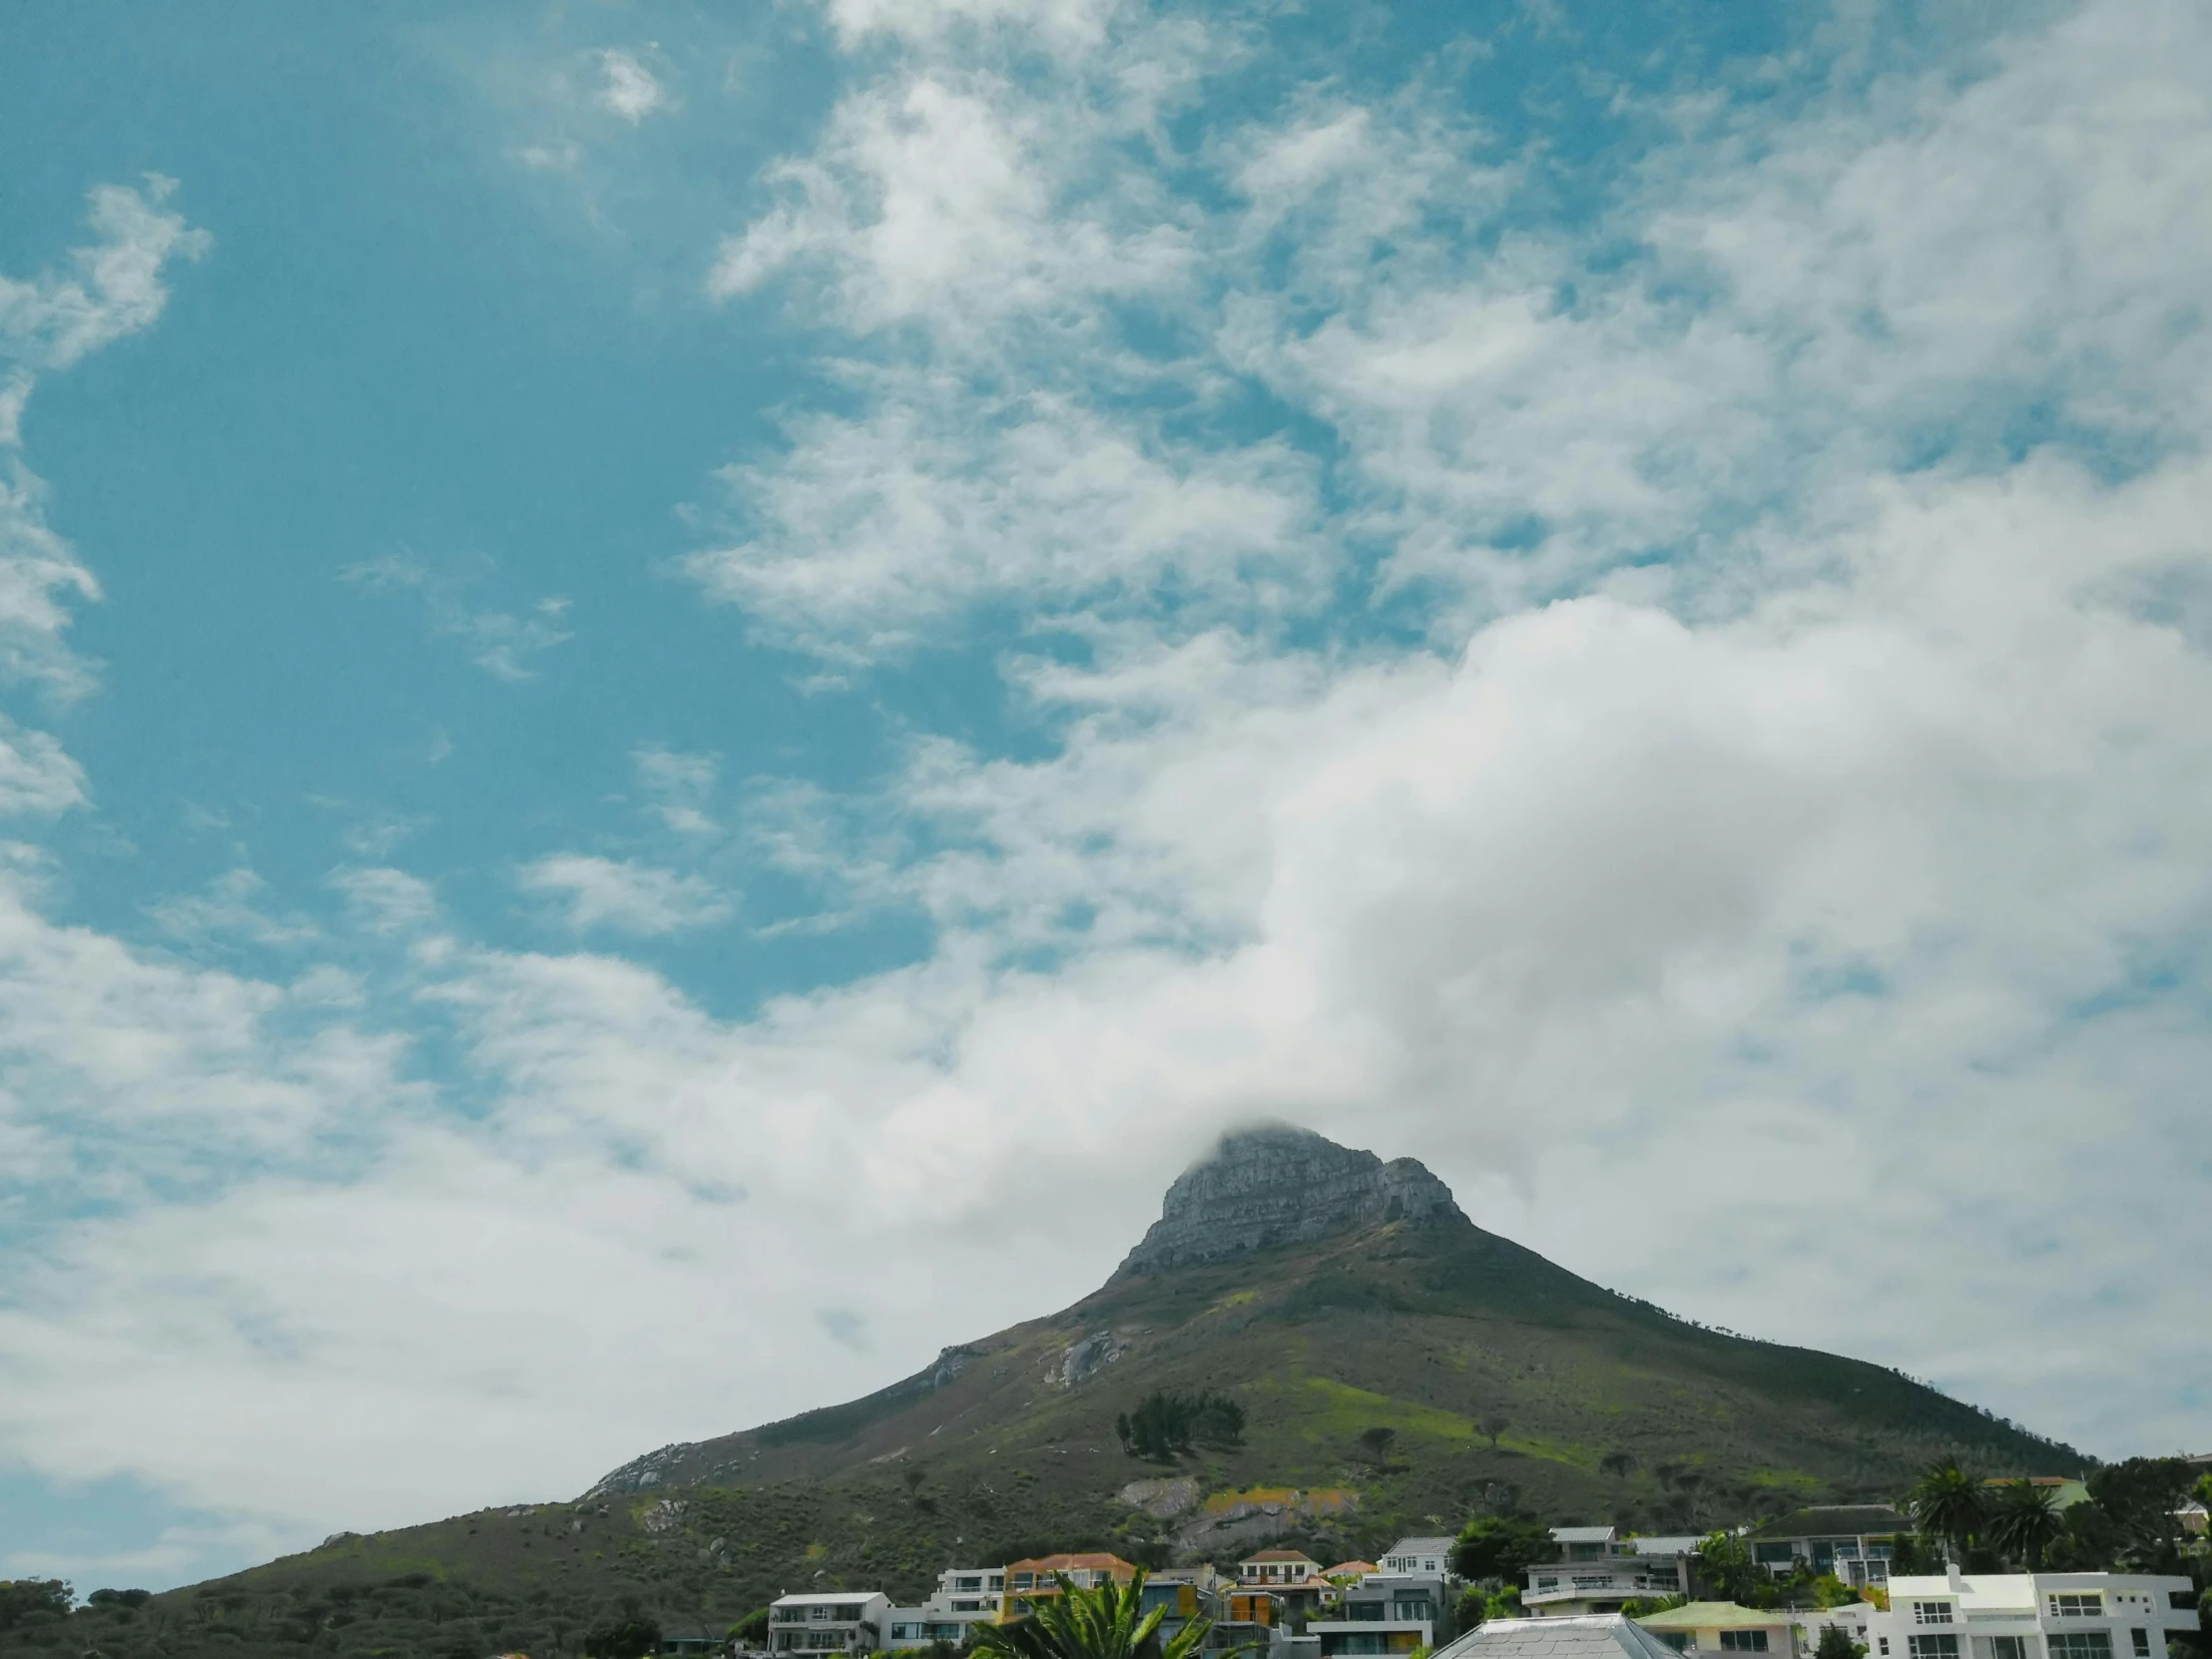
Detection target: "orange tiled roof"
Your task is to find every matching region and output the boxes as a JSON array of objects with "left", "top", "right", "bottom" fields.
[{"left": 1325, "top": 1561, "right": 1380, "bottom": 1577}]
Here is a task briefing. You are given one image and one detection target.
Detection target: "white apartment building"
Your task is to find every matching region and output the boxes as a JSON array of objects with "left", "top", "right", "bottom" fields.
[
  {"left": 885, "top": 1568, "right": 1007, "bottom": 1649},
  {"left": 770, "top": 1592, "right": 892, "bottom": 1655},
  {"left": 1869, "top": 1572, "right": 2199, "bottom": 1659}
]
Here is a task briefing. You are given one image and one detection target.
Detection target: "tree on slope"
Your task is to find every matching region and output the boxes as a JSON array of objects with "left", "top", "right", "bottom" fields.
[
  {"left": 1908, "top": 1457, "right": 1987, "bottom": 1566},
  {"left": 975, "top": 1572, "right": 1218, "bottom": 1659}
]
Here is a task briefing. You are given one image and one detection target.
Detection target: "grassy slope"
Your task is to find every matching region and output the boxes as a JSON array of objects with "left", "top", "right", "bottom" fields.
[{"left": 5, "top": 1218, "right": 2082, "bottom": 1659}]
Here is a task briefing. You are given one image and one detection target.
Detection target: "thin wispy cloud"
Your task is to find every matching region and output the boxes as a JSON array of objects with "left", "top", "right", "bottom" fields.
[
  {"left": 339, "top": 554, "right": 572, "bottom": 682},
  {"left": 518, "top": 852, "right": 734, "bottom": 935}
]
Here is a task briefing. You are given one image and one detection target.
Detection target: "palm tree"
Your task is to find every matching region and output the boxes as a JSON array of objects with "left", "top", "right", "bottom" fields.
[
  {"left": 975, "top": 1573, "right": 1218, "bottom": 1659},
  {"left": 1987, "top": 1480, "right": 2063, "bottom": 1569},
  {"left": 1907, "top": 1457, "right": 1987, "bottom": 1566}
]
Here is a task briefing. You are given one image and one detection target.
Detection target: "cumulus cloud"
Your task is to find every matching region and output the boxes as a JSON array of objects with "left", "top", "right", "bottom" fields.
[{"left": 518, "top": 853, "right": 735, "bottom": 935}]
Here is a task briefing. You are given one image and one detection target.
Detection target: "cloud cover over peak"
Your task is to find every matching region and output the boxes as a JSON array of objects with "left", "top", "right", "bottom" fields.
[{"left": 1, "top": 0, "right": 2208, "bottom": 1590}]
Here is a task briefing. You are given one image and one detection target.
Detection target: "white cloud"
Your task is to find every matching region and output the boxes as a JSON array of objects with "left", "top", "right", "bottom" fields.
[
  {"left": 686, "top": 391, "right": 1325, "bottom": 652},
  {"left": 634, "top": 745, "right": 721, "bottom": 835},
  {"left": 518, "top": 853, "right": 735, "bottom": 935},
  {"left": 0, "top": 179, "right": 207, "bottom": 702},
  {"left": 0, "top": 718, "right": 86, "bottom": 816},
  {"left": 0, "top": 176, "right": 211, "bottom": 374},
  {"left": 328, "top": 866, "right": 440, "bottom": 936},
  {"left": 151, "top": 868, "right": 320, "bottom": 948},
  {"left": 9, "top": 0, "right": 2212, "bottom": 1597},
  {"left": 593, "top": 48, "right": 671, "bottom": 125},
  {"left": 339, "top": 555, "right": 572, "bottom": 682}
]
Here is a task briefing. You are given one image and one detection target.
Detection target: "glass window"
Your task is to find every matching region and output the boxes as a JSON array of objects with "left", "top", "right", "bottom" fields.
[
  {"left": 2130, "top": 1634, "right": 2148, "bottom": 1658},
  {"left": 1916, "top": 1604, "right": 1956, "bottom": 1626},
  {"left": 1991, "top": 1635, "right": 2032, "bottom": 1659},
  {"left": 1658, "top": 1637, "right": 1690, "bottom": 1653},
  {"left": 2049, "top": 1598, "right": 2104, "bottom": 1620},
  {"left": 2047, "top": 1636, "right": 2112, "bottom": 1659},
  {"left": 1908, "top": 1638, "right": 1960, "bottom": 1659},
  {"left": 1721, "top": 1631, "right": 1771, "bottom": 1652}
]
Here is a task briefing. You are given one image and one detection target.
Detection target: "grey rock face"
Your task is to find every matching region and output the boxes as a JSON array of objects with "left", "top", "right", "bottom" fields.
[{"left": 1113, "top": 1123, "right": 1467, "bottom": 1277}]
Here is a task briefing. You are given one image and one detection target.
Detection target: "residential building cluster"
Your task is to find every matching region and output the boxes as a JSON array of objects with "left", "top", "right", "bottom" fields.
[
  {"left": 756, "top": 1497, "right": 2207, "bottom": 1659},
  {"left": 763, "top": 1538, "right": 1459, "bottom": 1659}
]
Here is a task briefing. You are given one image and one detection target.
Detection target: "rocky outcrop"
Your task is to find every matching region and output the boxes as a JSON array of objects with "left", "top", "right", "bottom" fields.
[{"left": 1113, "top": 1123, "right": 1467, "bottom": 1277}]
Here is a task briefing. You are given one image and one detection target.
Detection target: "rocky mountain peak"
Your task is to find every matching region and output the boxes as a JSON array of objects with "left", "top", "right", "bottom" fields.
[{"left": 1113, "top": 1123, "right": 1468, "bottom": 1277}]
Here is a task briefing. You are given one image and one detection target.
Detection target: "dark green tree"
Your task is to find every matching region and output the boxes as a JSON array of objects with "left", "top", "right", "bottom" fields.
[
  {"left": 731, "top": 1607, "right": 773, "bottom": 1646},
  {"left": 1815, "top": 1625, "right": 1864, "bottom": 1659},
  {"left": 1695, "top": 1531, "right": 1762, "bottom": 1604},
  {"left": 1907, "top": 1457, "right": 1986, "bottom": 1565},
  {"left": 1360, "top": 1427, "right": 1397, "bottom": 1464},
  {"left": 584, "top": 1610, "right": 662, "bottom": 1659},
  {"left": 1453, "top": 1516, "right": 1554, "bottom": 1584},
  {"left": 1987, "top": 1481, "right": 2064, "bottom": 1569},
  {"left": 1118, "top": 1391, "right": 1246, "bottom": 1460},
  {"left": 0, "top": 1580, "right": 73, "bottom": 1632}
]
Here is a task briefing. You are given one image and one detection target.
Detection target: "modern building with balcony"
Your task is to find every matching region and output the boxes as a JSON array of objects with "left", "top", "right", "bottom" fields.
[
  {"left": 770, "top": 1592, "right": 891, "bottom": 1655},
  {"left": 1745, "top": 1507, "right": 1910, "bottom": 1589},
  {"left": 1523, "top": 1531, "right": 1704, "bottom": 1616},
  {"left": 1867, "top": 1571, "right": 2199, "bottom": 1659},
  {"left": 1000, "top": 1554, "right": 1139, "bottom": 1620},
  {"left": 885, "top": 1567, "right": 1010, "bottom": 1649},
  {"left": 1307, "top": 1574, "right": 1451, "bottom": 1657}
]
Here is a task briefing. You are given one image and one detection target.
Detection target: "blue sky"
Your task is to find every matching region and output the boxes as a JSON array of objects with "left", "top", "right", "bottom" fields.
[{"left": 3, "top": 0, "right": 2209, "bottom": 1593}]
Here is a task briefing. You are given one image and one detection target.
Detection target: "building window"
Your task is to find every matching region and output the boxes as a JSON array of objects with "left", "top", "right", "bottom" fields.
[
  {"left": 1657, "top": 1637, "right": 1691, "bottom": 1653},
  {"left": 1908, "top": 1638, "right": 1959, "bottom": 1659},
  {"left": 2046, "top": 1636, "right": 2112, "bottom": 1659},
  {"left": 1012, "top": 1575, "right": 1035, "bottom": 1591},
  {"left": 1878, "top": 1641, "right": 1890, "bottom": 1655},
  {"left": 2049, "top": 1598, "right": 2105, "bottom": 1620},
  {"left": 1721, "top": 1632, "right": 1771, "bottom": 1652},
  {"left": 1915, "top": 1604, "right": 1956, "bottom": 1626},
  {"left": 2130, "top": 1635, "right": 2149, "bottom": 1658},
  {"left": 1991, "top": 1636, "right": 2032, "bottom": 1659}
]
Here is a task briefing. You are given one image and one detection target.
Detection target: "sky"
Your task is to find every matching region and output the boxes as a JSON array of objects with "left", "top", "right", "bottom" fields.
[{"left": 0, "top": 0, "right": 2208, "bottom": 1594}]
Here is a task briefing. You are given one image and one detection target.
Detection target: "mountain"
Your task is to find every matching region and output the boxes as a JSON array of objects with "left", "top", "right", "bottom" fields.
[{"left": 19, "top": 1126, "right": 2086, "bottom": 1659}]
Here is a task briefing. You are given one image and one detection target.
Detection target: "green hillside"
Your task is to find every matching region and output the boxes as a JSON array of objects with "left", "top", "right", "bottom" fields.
[{"left": 6, "top": 1204, "right": 2083, "bottom": 1659}]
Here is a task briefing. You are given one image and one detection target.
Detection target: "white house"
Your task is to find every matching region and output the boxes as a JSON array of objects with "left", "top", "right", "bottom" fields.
[
  {"left": 770, "top": 1592, "right": 892, "bottom": 1655},
  {"left": 1382, "top": 1537, "right": 1458, "bottom": 1579},
  {"left": 1868, "top": 1571, "right": 2199, "bottom": 1659}
]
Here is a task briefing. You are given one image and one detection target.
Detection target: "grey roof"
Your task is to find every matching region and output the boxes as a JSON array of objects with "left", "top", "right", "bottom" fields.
[
  {"left": 1437, "top": 1615, "right": 1685, "bottom": 1659},
  {"left": 1387, "top": 1536, "right": 1458, "bottom": 1556},
  {"left": 1745, "top": 1506, "right": 1908, "bottom": 1540},
  {"left": 1621, "top": 1536, "right": 1705, "bottom": 1555},
  {"left": 1552, "top": 1528, "right": 1619, "bottom": 1544}
]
